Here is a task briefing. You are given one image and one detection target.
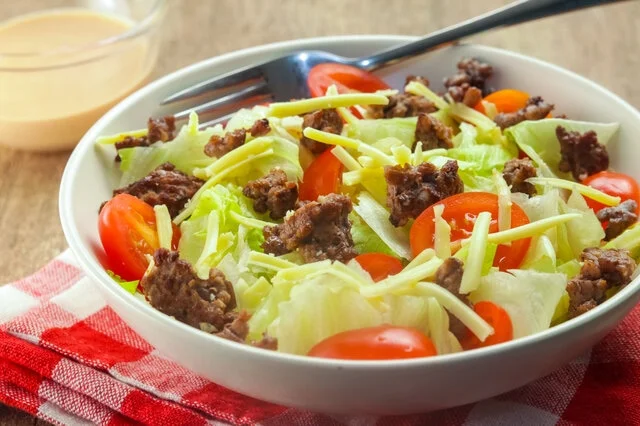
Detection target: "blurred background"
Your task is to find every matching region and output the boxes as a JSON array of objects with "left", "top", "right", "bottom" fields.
[{"left": 0, "top": 0, "right": 638, "bottom": 421}]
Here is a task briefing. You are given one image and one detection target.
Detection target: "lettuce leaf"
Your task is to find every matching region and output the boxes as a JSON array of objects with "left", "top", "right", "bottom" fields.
[
  {"left": 349, "top": 211, "right": 397, "bottom": 258},
  {"left": 469, "top": 269, "right": 567, "bottom": 338},
  {"left": 504, "top": 118, "right": 619, "bottom": 179},
  {"left": 107, "top": 271, "right": 138, "bottom": 294},
  {"left": 272, "top": 278, "right": 383, "bottom": 354},
  {"left": 345, "top": 117, "right": 417, "bottom": 149},
  {"left": 118, "top": 112, "right": 221, "bottom": 185},
  {"left": 178, "top": 183, "right": 269, "bottom": 277}
]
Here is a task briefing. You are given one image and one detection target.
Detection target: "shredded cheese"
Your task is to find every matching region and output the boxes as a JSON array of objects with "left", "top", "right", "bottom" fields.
[
  {"left": 361, "top": 257, "right": 443, "bottom": 297},
  {"left": 153, "top": 205, "right": 173, "bottom": 249},
  {"left": 267, "top": 93, "right": 388, "bottom": 118},
  {"left": 174, "top": 149, "right": 274, "bottom": 224},
  {"left": 459, "top": 211, "right": 492, "bottom": 294},
  {"left": 493, "top": 169, "right": 512, "bottom": 235},
  {"left": 302, "top": 128, "right": 393, "bottom": 165},
  {"left": 469, "top": 213, "right": 582, "bottom": 246},
  {"left": 247, "top": 251, "right": 297, "bottom": 271},
  {"left": 228, "top": 211, "right": 271, "bottom": 230},
  {"left": 433, "top": 204, "right": 452, "bottom": 259},
  {"left": 404, "top": 81, "right": 448, "bottom": 110},
  {"left": 330, "top": 146, "right": 361, "bottom": 171},
  {"left": 325, "top": 84, "right": 359, "bottom": 125},
  {"left": 527, "top": 177, "right": 621, "bottom": 206},
  {"left": 416, "top": 282, "right": 494, "bottom": 341}
]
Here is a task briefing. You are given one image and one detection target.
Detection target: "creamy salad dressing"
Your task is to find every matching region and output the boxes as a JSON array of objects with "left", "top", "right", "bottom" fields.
[{"left": 0, "top": 9, "right": 153, "bottom": 150}]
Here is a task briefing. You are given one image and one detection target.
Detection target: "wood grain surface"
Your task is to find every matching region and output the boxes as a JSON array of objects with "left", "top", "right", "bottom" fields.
[{"left": 1, "top": 0, "right": 638, "bottom": 424}]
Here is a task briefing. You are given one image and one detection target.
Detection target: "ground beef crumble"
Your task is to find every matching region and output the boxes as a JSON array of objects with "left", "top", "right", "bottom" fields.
[
  {"left": 566, "top": 247, "right": 636, "bottom": 318},
  {"left": 597, "top": 200, "right": 638, "bottom": 241},
  {"left": 405, "top": 75, "right": 430, "bottom": 87},
  {"left": 115, "top": 116, "right": 176, "bottom": 161},
  {"left": 141, "top": 249, "right": 237, "bottom": 332},
  {"left": 367, "top": 93, "right": 437, "bottom": 119},
  {"left": 502, "top": 158, "right": 537, "bottom": 197},
  {"left": 557, "top": 126, "right": 609, "bottom": 181},
  {"left": 242, "top": 168, "right": 298, "bottom": 220},
  {"left": 414, "top": 113, "right": 453, "bottom": 150},
  {"left": 300, "top": 109, "right": 343, "bottom": 154},
  {"left": 204, "top": 128, "right": 247, "bottom": 158},
  {"left": 435, "top": 257, "right": 469, "bottom": 340},
  {"left": 385, "top": 160, "right": 464, "bottom": 227},
  {"left": 493, "top": 96, "right": 554, "bottom": 130},
  {"left": 112, "top": 162, "right": 204, "bottom": 218},
  {"left": 444, "top": 58, "right": 493, "bottom": 106},
  {"left": 250, "top": 118, "right": 271, "bottom": 137},
  {"left": 215, "top": 310, "right": 278, "bottom": 349},
  {"left": 262, "top": 193, "right": 357, "bottom": 263}
]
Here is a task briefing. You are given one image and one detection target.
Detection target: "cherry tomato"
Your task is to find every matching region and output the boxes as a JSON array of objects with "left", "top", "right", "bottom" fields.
[
  {"left": 298, "top": 148, "right": 343, "bottom": 201},
  {"left": 99, "top": 194, "right": 179, "bottom": 281},
  {"left": 409, "top": 192, "right": 531, "bottom": 271},
  {"left": 461, "top": 301, "right": 513, "bottom": 350},
  {"left": 354, "top": 253, "right": 403, "bottom": 282},
  {"left": 582, "top": 171, "right": 640, "bottom": 214},
  {"left": 474, "top": 89, "right": 530, "bottom": 114},
  {"left": 308, "top": 325, "right": 437, "bottom": 360},
  {"left": 307, "top": 63, "right": 391, "bottom": 98}
]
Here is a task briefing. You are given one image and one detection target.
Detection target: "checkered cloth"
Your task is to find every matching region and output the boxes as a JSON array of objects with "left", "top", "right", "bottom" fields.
[{"left": 1, "top": 251, "right": 639, "bottom": 425}]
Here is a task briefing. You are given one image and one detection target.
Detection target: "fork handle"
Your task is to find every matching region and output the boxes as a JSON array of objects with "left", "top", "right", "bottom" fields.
[{"left": 352, "top": 0, "right": 629, "bottom": 70}]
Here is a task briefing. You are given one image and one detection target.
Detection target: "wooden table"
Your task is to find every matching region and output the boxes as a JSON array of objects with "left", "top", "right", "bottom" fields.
[{"left": 1, "top": 0, "right": 639, "bottom": 423}]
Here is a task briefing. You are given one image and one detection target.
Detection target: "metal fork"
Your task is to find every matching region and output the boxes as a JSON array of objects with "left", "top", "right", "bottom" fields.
[{"left": 162, "top": 0, "right": 626, "bottom": 128}]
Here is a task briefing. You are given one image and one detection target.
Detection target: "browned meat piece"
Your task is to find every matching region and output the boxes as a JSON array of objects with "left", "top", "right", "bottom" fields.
[
  {"left": 141, "top": 249, "right": 238, "bottom": 332},
  {"left": 435, "top": 257, "right": 465, "bottom": 295},
  {"left": 597, "top": 200, "right": 638, "bottom": 241},
  {"left": 215, "top": 310, "right": 278, "bottom": 349},
  {"left": 434, "top": 257, "right": 468, "bottom": 340},
  {"left": 148, "top": 116, "right": 177, "bottom": 143},
  {"left": 385, "top": 160, "right": 464, "bottom": 227},
  {"left": 204, "top": 128, "right": 247, "bottom": 158},
  {"left": 112, "top": 163, "right": 204, "bottom": 218},
  {"left": 566, "top": 247, "right": 636, "bottom": 318},
  {"left": 242, "top": 168, "right": 298, "bottom": 220},
  {"left": 405, "top": 75, "right": 430, "bottom": 87},
  {"left": 557, "top": 126, "right": 609, "bottom": 181},
  {"left": 215, "top": 310, "right": 250, "bottom": 343},
  {"left": 300, "top": 109, "right": 343, "bottom": 154},
  {"left": 262, "top": 193, "right": 357, "bottom": 263},
  {"left": 444, "top": 58, "right": 493, "bottom": 104},
  {"left": 493, "top": 96, "right": 554, "bottom": 130},
  {"left": 250, "top": 118, "right": 271, "bottom": 137},
  {"left": 366, "top": 93, "right": 437, "bottom": 119},
  {"left": 503, "top": 158, "right": 537, "bottom": 197},
  {"left": 414, "top": 113, "right": 453, "bottom": 150},
  {"left": 115, "top": 135, "right": 150, "bottom": 158},
  {"left": 114, "top": 116, "right": 177, "bottom": 161}
]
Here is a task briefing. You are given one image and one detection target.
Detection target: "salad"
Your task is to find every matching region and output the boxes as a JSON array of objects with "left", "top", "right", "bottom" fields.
[{"left": 96, "top": 58, "right": 640, "bottom": 360}]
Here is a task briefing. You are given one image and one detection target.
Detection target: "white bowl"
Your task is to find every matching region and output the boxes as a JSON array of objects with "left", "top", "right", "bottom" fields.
[{"left": 59, "top": 35, "right": 640, "bottom": 415}]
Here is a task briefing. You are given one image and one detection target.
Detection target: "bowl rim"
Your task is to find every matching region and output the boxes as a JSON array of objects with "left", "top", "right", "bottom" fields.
[{"left": 60, "top": 34, "right": 640, "bottom": 371}]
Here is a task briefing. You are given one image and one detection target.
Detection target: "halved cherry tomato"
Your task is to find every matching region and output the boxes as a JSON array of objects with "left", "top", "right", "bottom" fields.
[
  {"left": 298, "top": 148, "right": 343, "bottom": 201},
  {"left": 461, "top": 301, "right": 513, "bottom": 350},
  {"left": 355, "top": 253, "right": 403, "bottom": 282},
  {"left": 474, "top": 89, "right": 530, "bottom": 114},
  {"left": 99, "top": 194, "right": 179, "bottom": 281},
  {"left": 307, "top": 63, "right": 391, "bottom": 98},
  {"left": 409, "top": 192, "right": 531, "bottom": 271},
  {"left": 582, "top": 171, "right": 640, "bottom": 215},
  {"left": 308, "top": 325, "right": 437, "bottom": 360}
]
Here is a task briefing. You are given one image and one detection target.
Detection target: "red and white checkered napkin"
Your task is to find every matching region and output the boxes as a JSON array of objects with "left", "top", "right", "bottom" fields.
[{"left": 2, "top": 251, "right": 640, "bottom": 426}]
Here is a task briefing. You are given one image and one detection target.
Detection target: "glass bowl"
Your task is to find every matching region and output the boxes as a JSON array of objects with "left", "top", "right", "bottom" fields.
[{"left": 0, "top": 0, "right": 167, "bottom": 151}]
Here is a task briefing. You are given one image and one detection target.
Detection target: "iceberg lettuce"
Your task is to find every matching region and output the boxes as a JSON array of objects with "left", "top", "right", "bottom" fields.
[
  {"left": 118, "top": 112, "right": 221, "bottom": 185},
  {"left": 469, "top": 269, "right": 567, "bottom": 338},
  {"left": 504, "top": 118, "right": 619, "bottom": 179}
]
